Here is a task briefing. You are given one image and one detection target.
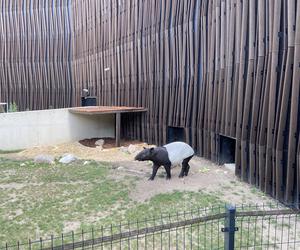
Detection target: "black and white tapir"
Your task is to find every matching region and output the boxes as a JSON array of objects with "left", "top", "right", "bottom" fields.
[{"left": 134, "top": 141, "right": 194, "bottom": 180}]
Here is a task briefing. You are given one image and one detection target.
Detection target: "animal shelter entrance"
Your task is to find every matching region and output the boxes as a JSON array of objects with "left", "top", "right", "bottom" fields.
[
  {"left": 218, "top": 134, "right": 236, "bottom": 166},
  {"left": 167, "top": 126, "right": 185, "bottom": 143}
]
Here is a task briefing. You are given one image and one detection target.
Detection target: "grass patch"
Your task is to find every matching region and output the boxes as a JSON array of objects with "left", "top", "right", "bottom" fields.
[
  {"left": 0, "top": 158, "right": 226, "bottom": 246},
  {"left": 0, "top": 149, "right": 23, "bottom": 154}
]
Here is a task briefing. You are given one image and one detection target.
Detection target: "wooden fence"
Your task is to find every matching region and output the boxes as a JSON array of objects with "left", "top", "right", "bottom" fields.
[
  {"left": 1, "top": 0, "right": 300, "bottom": 204},
  {"left": 0, "top": 0, "right": 73, "bottom": 110}
]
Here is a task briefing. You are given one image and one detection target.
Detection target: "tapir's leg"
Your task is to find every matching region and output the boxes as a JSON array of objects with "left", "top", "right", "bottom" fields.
[
  {"left": 180, "top": 156, "right": 193, "bottom": 177},
  {"left": 179, "top": 166, "right": 185, "bottom": 178},
  {"left": 184, "top": 165, "right": 190, "bottom": 176},
  {"left": 149, "top": 164, "right": 160, "bottom": 180},
  {"left": 163, "top": 164, "right": 171, "bottom": 180}
]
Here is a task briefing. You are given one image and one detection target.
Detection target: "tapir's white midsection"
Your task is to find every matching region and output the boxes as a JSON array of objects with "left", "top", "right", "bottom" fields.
[{"left": 163, "top": 142, "right": 194, "bottom": 166}]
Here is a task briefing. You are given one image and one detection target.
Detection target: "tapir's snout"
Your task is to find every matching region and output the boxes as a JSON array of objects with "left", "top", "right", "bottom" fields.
[
  {"left": 134, "top": 149, "right": 149, "bottom": 161},
  {"left": 134, "top": 152, "right": 142, "bottom": 161}
]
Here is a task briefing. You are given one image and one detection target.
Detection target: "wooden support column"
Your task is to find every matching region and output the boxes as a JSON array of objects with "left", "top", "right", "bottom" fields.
[{"left": 116, "top": 113, "right": 121, "bottom": 147}]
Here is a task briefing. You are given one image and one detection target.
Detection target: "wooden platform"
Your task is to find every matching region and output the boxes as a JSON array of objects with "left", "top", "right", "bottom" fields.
[
  {"left": 69, "top": 106, "right": 147, "bottom": 147},
  {"left": 69, "top": 106, "right": 147, "bottom": 115}
]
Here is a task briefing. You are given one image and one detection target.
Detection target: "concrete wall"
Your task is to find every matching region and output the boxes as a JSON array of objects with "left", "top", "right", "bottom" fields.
[{"left": 0, "top": 109, "right": 115, "bottom": 150}]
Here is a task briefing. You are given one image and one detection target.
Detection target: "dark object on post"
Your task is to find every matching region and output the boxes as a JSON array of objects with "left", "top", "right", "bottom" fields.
[
  {"left": 81, "top": 96, "right": 97, "bottom": 107},
  {"left": 134, "top": 142, "right": 194, "bottom": 180},
  {"left": 81, "top": 88, "right": 97, "bottom": 106}
]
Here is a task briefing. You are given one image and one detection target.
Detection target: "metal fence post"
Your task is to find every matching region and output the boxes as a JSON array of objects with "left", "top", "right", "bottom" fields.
[{"left": 222, "top": 205, "right": 237, "bottom": 250}]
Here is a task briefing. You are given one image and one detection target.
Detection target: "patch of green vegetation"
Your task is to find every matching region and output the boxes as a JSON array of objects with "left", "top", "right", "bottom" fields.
[
  {"left": 250, "top": 187, "right": 266, "bottom": 197},
  {"left": 124, "top": 190, "right": 224, "bottom": 221},
  {"left": 0, "top": 149, "right": 23, "bottom": 154},
  {"left": 0, "top": 159, "right": 133, "bottom": 245},
  {"left": 8, "top": 102, "right": 18, "bottom": 112},
  {"left": 0, "top": 158, "right": 227, "bottom": 246}
]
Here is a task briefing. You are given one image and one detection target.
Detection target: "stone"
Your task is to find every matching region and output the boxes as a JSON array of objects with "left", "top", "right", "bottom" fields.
[
  {"left": 95, "top": 139, "right": 105, "bottom": 147},
  {"left": 119, "top": 146, "right": 129, "bottom": 153},
  {"left": 34, "top": 155, "right": 55, "bottom": 164},
  {"left": 127, "top": 144, "right": 138, "bottom": 154},
  {"left": 224, "top": 163, "right": 235, "bottom": 172},
  {"left": 59, "top": 154, "right": 77, "bottom": 164},
  {"left": 83, "top": 161, "right": 90, "bottom": 166},
  {"left": 20, "top": 163, "right": 26, "bottom": 167}
]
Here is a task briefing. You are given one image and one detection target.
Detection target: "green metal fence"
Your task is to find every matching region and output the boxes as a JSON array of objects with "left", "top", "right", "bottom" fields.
[{"left": 2, "top": 204, "right": 300, "bottom": 250}]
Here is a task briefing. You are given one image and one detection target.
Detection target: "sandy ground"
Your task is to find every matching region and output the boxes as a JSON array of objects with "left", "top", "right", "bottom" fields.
[
  {"left": 5, "top": 141, "right": 146, "bottom": 162},
  {"left": 3, "top": 141, "right": 278, "bottom": 206}
]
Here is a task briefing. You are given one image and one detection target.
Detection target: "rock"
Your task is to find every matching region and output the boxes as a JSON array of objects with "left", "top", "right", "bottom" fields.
[
  {"left": 59, "top": 154, "right": 77, "bottom": 164},
  {"left": 224, "top": 163, "right": 235, "bottom": 172},
  {"left": 119, "top": 146, "right": 129, "bottom": 153},
  {"left": 20, "top": 163, "right": 26, "bottom": 167},
  {"left": 83, "top": 161, "right": 90, "bottom": 166},
  {"left": 127, "top": 144, "right": 138, "bottom": 154},
  {"left": 34, "top": 155, "right": 55, "bottom": 164},
  {"left": 95, "top": 139, "right": 105, "bottom": 147},
  {"left": 119, "top": 145, "right": 138, "bottom": 154},
  {"left": 117, "top": 166, "right": 125, "bottom": 171}
]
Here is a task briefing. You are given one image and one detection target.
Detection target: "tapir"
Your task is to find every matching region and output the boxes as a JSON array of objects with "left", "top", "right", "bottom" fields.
[{"left": 134, "top": 141, "right": 194, "bottom": 180}]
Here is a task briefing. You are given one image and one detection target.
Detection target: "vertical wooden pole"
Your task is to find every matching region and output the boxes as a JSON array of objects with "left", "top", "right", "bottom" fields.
[{"left": 116, "top": 113, "right": 121, "bottom": 147}]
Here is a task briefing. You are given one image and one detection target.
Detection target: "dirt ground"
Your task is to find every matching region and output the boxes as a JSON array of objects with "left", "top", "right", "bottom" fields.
[
  {"left": 79, "top": 137, "right": 141, "bottom": 149},
  {"left": 112, "top": 158, "right": 276, "bottom": 205},
  {"left": 4, "top": 139, "right": 277, "bottom": 206},
  {"left": 7, "top": 141, "right": 144, "bottom": 162}
]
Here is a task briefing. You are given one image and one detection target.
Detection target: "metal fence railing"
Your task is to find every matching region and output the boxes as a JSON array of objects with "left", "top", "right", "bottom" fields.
[{"left": 1, "top": 204, "right": 300, "bottom": 250}]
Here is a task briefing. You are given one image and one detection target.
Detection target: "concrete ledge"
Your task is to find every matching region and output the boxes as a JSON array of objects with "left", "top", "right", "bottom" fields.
[{"left": 0, "top": 108, "right": 115, "bottom": 150}]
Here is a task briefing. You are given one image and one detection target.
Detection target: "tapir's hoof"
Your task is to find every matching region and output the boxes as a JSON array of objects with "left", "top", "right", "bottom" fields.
[
  {"left": 178, "top": 175, "right": 184, "bottom": 178},
  {"left": 148, "top": 177, "right": 154, "bottom": 181},
  {"left": 166, "top": 176, "right": 171, "bottom": 180}
]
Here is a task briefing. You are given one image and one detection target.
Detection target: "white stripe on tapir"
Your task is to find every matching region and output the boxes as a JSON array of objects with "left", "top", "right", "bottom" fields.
[{"left": 164, "top": 142, "right": 194, "bottom": 166}]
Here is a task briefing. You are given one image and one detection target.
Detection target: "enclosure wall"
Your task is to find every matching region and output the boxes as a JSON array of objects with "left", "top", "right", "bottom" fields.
[{"left": 0, "top": 1, "right": 73, "bottom": 110}]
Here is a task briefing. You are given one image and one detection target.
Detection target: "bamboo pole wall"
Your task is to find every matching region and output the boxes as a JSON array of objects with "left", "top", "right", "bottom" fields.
[
  {"left": 1, "top": 0, "right": 300, "bottom": 204},
  {"left": 0, "top": 0, "right": 73, "bottom": 110}
]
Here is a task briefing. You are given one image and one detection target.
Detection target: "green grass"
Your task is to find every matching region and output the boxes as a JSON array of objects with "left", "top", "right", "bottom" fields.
[
  {"left": 0, "top": 158, "right": 225, "bottom": 246},
  {"left": 0, "top": 149, "right": 23, "bottom": 154}
]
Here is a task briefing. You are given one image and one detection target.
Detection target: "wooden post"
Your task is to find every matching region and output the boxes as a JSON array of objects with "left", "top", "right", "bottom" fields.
[{"left": 116, "top": 113, "right": 121, "bottom": 147}]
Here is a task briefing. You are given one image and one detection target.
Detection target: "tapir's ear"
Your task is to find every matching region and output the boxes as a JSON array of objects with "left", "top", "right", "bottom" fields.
[
  {"left": 150, "top": 147, "right": 155, "bottom": 153},
  {"left": 143, "top": 147, "right": 146, "bottom": 149}
]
